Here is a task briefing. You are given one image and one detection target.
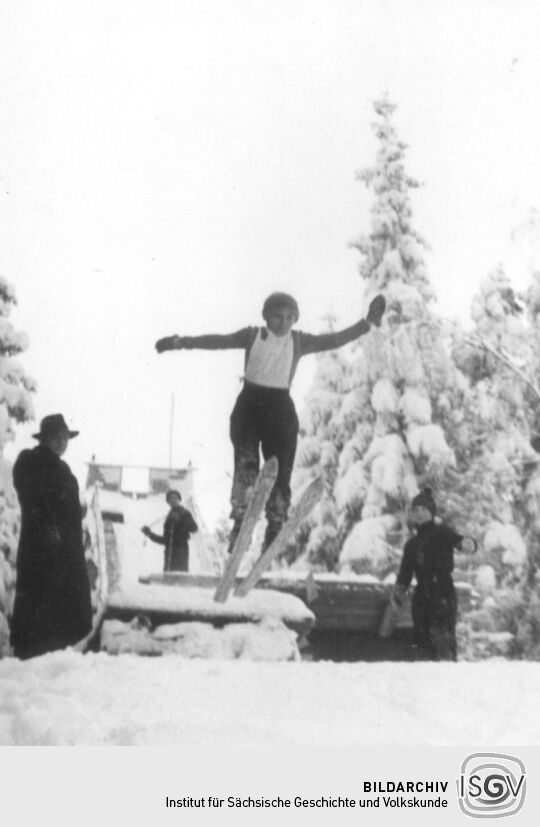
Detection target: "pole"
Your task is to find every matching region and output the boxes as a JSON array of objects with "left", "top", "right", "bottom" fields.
[{"left": 168, "top": 393, "right": 175, "bottom": 470}]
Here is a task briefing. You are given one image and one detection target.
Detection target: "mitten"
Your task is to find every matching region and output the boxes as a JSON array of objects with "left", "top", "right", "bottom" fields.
[
  {"left": 366, "top": 294, "right": 386, "bottom": 327},
  {"left": 155, "top": 335, "right": 178, "bottom": 353},
  {"left": 460, "top": 536, "right": 477, "bottom": 554}
]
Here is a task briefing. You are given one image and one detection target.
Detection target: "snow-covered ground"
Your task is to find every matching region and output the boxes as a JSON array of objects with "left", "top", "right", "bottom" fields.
[
  {"left": 1, "top": 650, "right": 539, "bottom": 746},
  {"left": 3, "top": 478, "right": 538, "bottom": 748}
]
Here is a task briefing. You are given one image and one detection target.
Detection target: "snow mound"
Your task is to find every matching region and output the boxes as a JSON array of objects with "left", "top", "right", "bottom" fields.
[
  {"left": 107, "top": 583, "right": 315, "bottom": 633},
  {"left": 101, "top": 617, "right": 300, "bottom": 661}
]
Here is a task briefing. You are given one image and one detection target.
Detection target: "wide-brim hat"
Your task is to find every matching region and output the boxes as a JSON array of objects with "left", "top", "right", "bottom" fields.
[{"left": 33, "top": 413, "right": 79, "bottom": 440}]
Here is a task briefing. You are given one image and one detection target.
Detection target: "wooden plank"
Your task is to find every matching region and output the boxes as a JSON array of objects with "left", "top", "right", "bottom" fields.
[{"left": 138, "top": 571, "right": 478, "bottom": 633}]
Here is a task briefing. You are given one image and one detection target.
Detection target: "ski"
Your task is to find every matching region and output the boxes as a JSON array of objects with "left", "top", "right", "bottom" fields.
[
  {"left": 378, "top": 596, "right": 400, "bottom": 639},
  {"left": 214, "top": 456, "right": 279, "bottom": 603},
  {"left": 235, "top": 476, "right": 323, "bottom": 597},
  {"left": 73, "top": 602, "right": 107, "bottom": 653},
  {"left": 73, "top": 485, "right": 109, "bottom": 653}
]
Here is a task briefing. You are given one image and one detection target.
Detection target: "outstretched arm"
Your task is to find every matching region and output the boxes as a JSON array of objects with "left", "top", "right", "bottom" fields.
[
  {"left": 299, "top": 294, "right": 386, "bottom": 355},
  {"left": 156, "top": 328, "right": 252, "bottom": 353},
  {"left": 442, "top": 524, "right": 477, "bottom": 555},
  {"left": 141, "top": 526, "right": 165, "bottom": 545}
]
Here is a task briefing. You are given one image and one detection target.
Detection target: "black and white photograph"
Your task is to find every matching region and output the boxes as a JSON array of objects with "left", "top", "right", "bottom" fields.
[{"left": 1, "top": 0, "right": 540, "bottom": 820}]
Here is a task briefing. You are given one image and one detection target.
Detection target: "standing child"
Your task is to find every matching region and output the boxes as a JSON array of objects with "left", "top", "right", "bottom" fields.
[
  {"left": 156, "top": 292, "right": 385, "bottom": 551},
  {"left": 393, "top": 487, "right": 477, "bottom": 661}
]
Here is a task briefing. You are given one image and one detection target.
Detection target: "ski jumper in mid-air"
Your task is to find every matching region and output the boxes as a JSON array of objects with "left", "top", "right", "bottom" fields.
[{"left": 156, "top": 292, "right": 386, "bottom": 552}]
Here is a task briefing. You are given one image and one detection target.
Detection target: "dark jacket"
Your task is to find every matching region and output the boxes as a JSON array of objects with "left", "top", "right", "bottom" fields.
[
  {"left": 146, "top": 505, "right": 198, "bottom": 572},
  {"left": 397, "top": 520, "right": 464, "bottom": 601},
  {"left": 10, "top": 445, "right": 92, "bottom": 659}
]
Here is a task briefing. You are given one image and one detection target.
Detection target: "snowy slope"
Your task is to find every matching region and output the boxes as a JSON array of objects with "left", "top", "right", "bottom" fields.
[{"left": 1, "top": 650, "right": 539, "bottom": 746}]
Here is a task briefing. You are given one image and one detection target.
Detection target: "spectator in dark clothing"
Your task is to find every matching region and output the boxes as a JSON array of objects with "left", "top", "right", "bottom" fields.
[
  {"left": 393, "top": 487, "right": 477, "bottom": 661},
  {"left": 10, "top": 414, "right": 92, "bottom": 660},
  {"left": 142, "top": 490, "right": 198, "bottom": 572}
]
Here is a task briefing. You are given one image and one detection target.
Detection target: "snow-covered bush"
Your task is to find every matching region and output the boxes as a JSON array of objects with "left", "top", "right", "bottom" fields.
[
  {"left": 305, "top": 523, "right": 340, "bottom": 570},
  {"left": 0, "top": 277, "right": 35, "bottom": 657},
  {"left": 513, "top": 589, "right": 540, "bottom": 660},
  {"left": 475, "top": 564, "right": 497, "bottom": 596},
  {"left": 100, "top": 617, "right": 301, "bottom": 661},
  {"left": 340, "top": 514, "right": 399, "bottom": 577},
  {"left": 483, "top": 522, "right": 527, "bottom": 580}
]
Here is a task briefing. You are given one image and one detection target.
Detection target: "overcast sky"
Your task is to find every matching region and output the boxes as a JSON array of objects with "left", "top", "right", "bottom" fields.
[{"left": 1, "top": 0, "right": 540, "bottom": 528}]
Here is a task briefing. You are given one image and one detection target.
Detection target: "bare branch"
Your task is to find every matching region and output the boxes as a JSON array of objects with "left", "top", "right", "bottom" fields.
[
  {"left": 410, "top": 317, "right": 540, "bottom": 403},
  {"left": 462, "top": 333, "right": 540, "bottom": 403}
]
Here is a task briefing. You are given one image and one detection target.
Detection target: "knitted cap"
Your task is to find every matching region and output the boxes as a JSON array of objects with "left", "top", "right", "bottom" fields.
[
  {"left": 411, "top": 487, "right": 437, "bottom": 516},
  {"left": 262, "top": 292, "right": 300, "bottom": 322}
]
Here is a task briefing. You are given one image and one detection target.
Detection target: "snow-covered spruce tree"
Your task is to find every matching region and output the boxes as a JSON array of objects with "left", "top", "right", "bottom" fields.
[
  {"left": 0, "top": 276, "right": 35, "bottom": 656},
  {"left": 450, "top": 268, "right": 534, "bottom": 588},
  {"left": 501, "top": 266, "right": 540, "bottom": 658},
  {"left": 525, "top": 268, "right": 540, "bottom": 445},
  {"left": 447, "top": 267, "right": 540, "bottom": 658},
  {"left": 293, "top": 97, "right": 466, "bottom": 575},
  {"left": 523, "top": 268, "right": 540, "bottom": 581},
  {"left": 289, "top": 315, "right": 351, "bottom": 570}
]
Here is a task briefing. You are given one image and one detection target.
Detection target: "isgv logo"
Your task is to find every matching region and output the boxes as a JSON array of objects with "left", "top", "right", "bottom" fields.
[{"left": 458, "top": 753, "right": 526, "bottom": 818}]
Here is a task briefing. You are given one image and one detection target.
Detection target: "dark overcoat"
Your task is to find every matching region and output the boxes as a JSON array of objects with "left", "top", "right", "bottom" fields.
[
  {"left": 10, "top": 444, "right": 92, "bottom": 659},
  {"left": 146, "top": 505, "right": 198, "bottom": 572}
]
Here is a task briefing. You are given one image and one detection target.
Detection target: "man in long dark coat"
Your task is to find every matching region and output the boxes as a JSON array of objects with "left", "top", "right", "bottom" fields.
[
  {"left": 142, "top": 489, "right": 198, "bottom": 572},
  {"left": 10, "top": 414, "right": 92, "bottom": 659}
]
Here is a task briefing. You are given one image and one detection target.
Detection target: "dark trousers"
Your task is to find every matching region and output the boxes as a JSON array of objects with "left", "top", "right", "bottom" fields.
[
  {"left": 412, "top": 581, "right": 457, "bottom": 661},
  {"left": 229, "top": 383, "right": 299, "bottom": 529}
]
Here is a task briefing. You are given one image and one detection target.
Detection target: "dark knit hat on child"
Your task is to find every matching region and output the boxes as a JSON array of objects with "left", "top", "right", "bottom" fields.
[
  {"left": 262, "top": 292, "right": 300, "bottom": 322},
  {"left": 411, "top": 487, "right": 437, "bottom": 516}
]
